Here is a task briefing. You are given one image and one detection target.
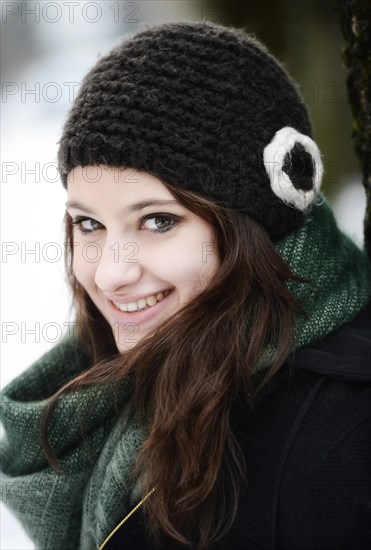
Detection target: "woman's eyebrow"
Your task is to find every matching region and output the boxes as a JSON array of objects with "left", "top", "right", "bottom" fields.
[
  {"left": 65, "top": 201, "right": 96, "bottom": 215},
  {"left": 123, "top": 199, "right": 179, "bottom": 214},
  {"left": 65, "top": 199, "right": 179, "bottom": 216}
]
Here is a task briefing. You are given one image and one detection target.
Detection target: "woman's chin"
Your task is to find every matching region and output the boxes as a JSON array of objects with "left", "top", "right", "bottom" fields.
[{"left": 115, "top": 337, "right": 141, "bottom": 354}]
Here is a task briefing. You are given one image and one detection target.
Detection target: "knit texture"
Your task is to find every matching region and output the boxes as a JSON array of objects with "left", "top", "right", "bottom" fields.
[
  {"left": 57, "top": 21, "right": 315, "bottom": 238},
  {"left": 1, "top": 198, "right": 371, "bottom": 550},
  {"left": 277, "top": 197, "right": 371, "bottom": 347},
  {"left": 0, "top": 338, "right": 141, "bottom": 550}
]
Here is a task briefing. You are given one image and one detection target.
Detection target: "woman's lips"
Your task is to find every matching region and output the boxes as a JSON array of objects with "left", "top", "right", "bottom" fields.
[{"left": 107, "top": 289, "right": 174, "bottom": 326}]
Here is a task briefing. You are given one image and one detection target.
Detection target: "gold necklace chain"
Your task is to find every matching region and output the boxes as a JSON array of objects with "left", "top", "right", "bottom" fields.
[{"left": 98, "top": 487, "right": 157, "bottom": 549}]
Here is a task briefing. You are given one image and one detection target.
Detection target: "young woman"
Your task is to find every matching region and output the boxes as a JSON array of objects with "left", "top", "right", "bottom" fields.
[{"left": 1, "top": 21, "right": 371, "bottom": 550}]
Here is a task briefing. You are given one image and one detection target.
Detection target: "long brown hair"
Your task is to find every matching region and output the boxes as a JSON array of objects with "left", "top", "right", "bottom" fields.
[{"left": 41, "top": 174, "right": 305, "bottom": 548}]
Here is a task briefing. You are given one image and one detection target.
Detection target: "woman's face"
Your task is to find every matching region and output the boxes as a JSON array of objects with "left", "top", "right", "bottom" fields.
[{"left": 66, "top": 166, "right": 219, "bottom": 352}]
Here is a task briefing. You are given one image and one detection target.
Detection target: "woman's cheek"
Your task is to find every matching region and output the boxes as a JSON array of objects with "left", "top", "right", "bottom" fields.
[{"left": 72, "top": 247, "right": 95, "bottom": 288}]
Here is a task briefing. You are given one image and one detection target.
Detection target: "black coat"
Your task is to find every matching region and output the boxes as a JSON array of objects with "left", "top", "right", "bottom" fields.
[{"left": 102, "top": 301, "right": 371, "bottom": 550}]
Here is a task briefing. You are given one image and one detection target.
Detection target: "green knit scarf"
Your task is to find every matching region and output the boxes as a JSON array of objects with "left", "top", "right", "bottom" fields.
[{"left": 1, "top": 197, "right": 371, "bottom": 550}]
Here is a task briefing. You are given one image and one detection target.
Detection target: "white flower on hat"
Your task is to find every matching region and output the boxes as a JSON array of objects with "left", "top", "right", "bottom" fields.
[{"left": 263, "top": 126, "right": 323, "bottom": 210}]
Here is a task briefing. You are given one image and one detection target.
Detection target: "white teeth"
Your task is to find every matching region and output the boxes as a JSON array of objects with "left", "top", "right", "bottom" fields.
[{"left": 113, "top": 290, "right": 170, "bottom": 312}]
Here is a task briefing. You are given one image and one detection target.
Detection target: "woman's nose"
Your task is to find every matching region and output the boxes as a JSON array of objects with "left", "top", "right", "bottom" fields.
[{"left": 94, "top": 238, "right": 142, "bottom": 292}]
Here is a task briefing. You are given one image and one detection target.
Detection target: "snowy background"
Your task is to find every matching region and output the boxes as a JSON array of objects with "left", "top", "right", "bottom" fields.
[{"left": 0, "top": 1, "right": 367, "bottom": 548}]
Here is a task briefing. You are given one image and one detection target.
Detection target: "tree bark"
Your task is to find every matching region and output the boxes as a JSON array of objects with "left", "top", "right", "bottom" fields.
[{"left": 333, "top": 0, "right": 371, "bottom": 257}]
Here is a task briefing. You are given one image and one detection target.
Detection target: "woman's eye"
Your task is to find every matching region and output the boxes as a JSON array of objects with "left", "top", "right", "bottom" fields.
[
  {"left": 71, "top": 216, "right": 103, "bottom": 235},
  {"left": 140, "top": 214, "right": 179, "bottom": 233}
]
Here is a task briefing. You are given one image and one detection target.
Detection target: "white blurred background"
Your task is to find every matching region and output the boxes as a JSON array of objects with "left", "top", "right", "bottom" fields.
[{"left": 0, "top": 0, "right": 367, "bottom": 548}]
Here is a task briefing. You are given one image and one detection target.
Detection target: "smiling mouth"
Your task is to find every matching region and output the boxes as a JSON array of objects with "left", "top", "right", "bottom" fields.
[{"left": 112, "top": 289, "right": 172, "bottom": 312}]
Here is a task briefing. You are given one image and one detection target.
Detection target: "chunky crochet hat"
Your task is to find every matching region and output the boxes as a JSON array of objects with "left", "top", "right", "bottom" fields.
[{"left": 57, "top": 21, "right": 323, "bottom": 238}]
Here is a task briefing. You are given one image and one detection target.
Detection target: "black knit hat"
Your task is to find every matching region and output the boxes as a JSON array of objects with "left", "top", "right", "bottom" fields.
[{"left": 57, "top": 21, "right": 323, "bottom": 239}]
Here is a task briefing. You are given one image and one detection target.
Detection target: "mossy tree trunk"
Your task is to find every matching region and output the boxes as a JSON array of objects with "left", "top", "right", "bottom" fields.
[{"left": 334, "top": 0, "right": 371, "bottom": 257}]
